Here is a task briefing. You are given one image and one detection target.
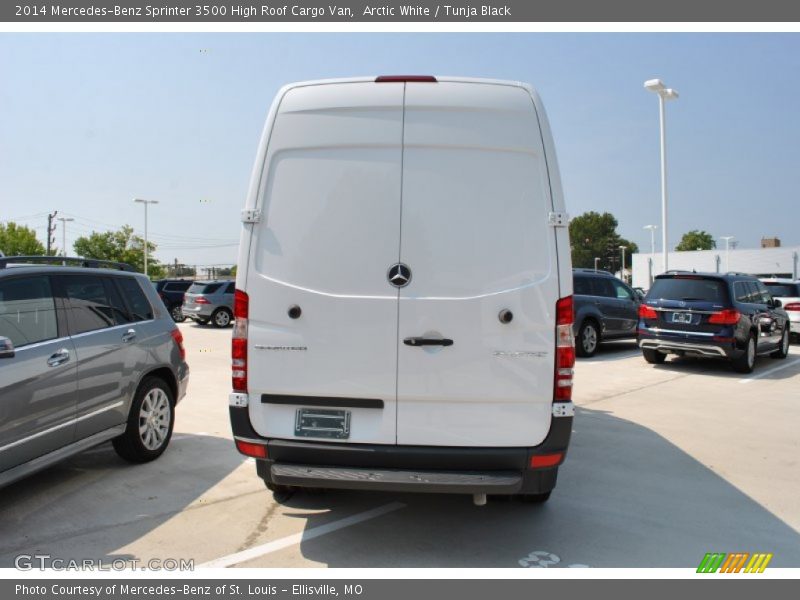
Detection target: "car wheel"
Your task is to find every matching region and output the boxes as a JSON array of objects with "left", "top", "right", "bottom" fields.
[
  {"left": 642, "top": 348, "right": 667, "bottom": 364},
  {"left": 576, "top": 320, "right": 599, "bottom": 358},
  {"left": 212, "top": 308, "right": 232, "bottom": 328},
  {"left": 771, "top": 327, "right": 790, "bottom": 359},
  {"left": 732, "top": 333, "right": 756, "bottom": 374},
  {"left": 113, "top": 376, "right": 175, "bottom": 463},
  {"left": 169, "top": 305, "right": 186, "bottom": 323},
  {"left": 519, "top": 491, "right": 551, "bottom": 504}
]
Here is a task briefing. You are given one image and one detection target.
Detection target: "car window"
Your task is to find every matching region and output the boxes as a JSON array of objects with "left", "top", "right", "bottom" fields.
[
  {"left": 573, "top": 275, "right": 590, "bottom": 295},
  {"left": 103, "top": 278, "right": 133, "bottom": 324},
  {"left": 764, "top": 283, "right": 800, "bottom": 297},
  {"left": 116, "top": 277, "right": 154, "bottom": 321},
  {"left": 0, "top": 276, "right": 58, "bottom": 347},
  {"left": 188, "top": 282, "right": 222, "bottom": 294},
  {"left": 734, "top": 282, "right": 749, "bottom": 302},
  {"left": 612, "top": 280, "right": 633, "bottom": 300},
  {"left": 63, "top": 275, "right": 118, "bottom": 334},
  {"left": 649, "top": 277, "right": 728, "bottom": 303},
  {"left": 225, "top": 282, "right": 235, "bottom": 294},
  {"left": 590, "top": 278, "right": 614, "bottom": 298},
  {"left": 754, "top": 281, "right": 772, "bottom": 305},
  {"left": 741, "top": 281, "right": 759, "bottom": 303},
  {"left": 165, "top": 281, "right": 192, "bottom": 292}
]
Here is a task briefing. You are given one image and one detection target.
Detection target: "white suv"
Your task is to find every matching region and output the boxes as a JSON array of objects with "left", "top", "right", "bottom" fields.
[{"left": 761, "top": 279, "right": 800, "bottom": 341}]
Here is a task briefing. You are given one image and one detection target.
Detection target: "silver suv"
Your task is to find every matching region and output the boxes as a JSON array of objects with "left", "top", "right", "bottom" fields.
[
  {"left": 0, "top": 257, "right": 189, "bottom": 488},
  {"left": 182, "top": 280, "right": 234, "bottom": 327}
]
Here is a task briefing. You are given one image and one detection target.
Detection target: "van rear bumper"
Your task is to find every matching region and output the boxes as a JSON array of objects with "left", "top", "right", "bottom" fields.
[{"left": 229, "top": 405, "right": 572, "bottom": 495}]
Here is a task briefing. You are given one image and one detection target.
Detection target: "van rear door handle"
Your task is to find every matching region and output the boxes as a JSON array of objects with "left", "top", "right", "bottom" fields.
[
  {"left": 403, "top": 337, "right": 454, "bottom": 347},
  {"left": 121, "top": 329, "right": 137, "bottom": 343}
]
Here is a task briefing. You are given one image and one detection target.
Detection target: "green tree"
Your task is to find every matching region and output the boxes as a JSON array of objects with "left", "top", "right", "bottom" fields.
[
  {"left": 0, "top": 222, "right": 46, "bottom": 255},
  {"left": 675, "top": 230, "right": 716, "bottom": 251},
  {"left": 73, "top": 225, "right": 164, "bottom": 278},
  {"left": 568, "top": 211, "right": 639, "bottom": 272}
]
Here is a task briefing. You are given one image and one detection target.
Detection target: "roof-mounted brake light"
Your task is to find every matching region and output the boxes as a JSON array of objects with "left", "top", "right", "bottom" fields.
[{"left": 375, "top": 75, "right": 437, "bottom": 83}]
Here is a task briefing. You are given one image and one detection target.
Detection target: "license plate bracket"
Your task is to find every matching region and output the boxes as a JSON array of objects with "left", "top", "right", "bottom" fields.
[
  {"left": 671, "top": 311, "right": 694, "bottom": 324},
  {"left": 295, "top": 408, "right": 351, "bottom": 440}
]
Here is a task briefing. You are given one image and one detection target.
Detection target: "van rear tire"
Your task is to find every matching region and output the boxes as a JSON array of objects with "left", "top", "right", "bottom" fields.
[
  {"left": 642, "top": 348, "right": 666, "bottom": 364},
  {"left": 519, "top": 491, "right": 551, "bottom": 504}
]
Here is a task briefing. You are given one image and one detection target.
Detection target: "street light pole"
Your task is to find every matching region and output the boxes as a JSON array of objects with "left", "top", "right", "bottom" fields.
[
  {"left": 619, "top": 245, "right": 627, "bottom": 282},
  {"left": 57, "top": 217, "right": 74, "bottom": 264},
  {"left": 594, "top": 257, "right": 600, "bottom": 272},
  {"left": 643, "top": 224, "right": 657, "bottom": 256},
  {"left": 720, "top": 236, "right": 735, "bottom": 273},
  {"left": 134, "top": 198, "right": 159, "bottom": 276},
  {"left": 644, "top": 79, "right": 679, "bottom": 275}
]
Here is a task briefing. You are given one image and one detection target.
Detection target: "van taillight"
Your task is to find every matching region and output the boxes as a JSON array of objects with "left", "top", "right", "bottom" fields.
[
  {"left": 232, "top": 289, "right": 249, "bottom": 392},
  {"left": 194, "top": 297, "right": 210, "bottom": 304},
  {"left": 554, "top": 296, "right": 575, "bottom": 402},
  {"left": 708, "top": 309, "right": 740, "bottom": 325},
  {"left": 375, "top": 75, "right": 437, "bottom": 83},
  {"left": 784, "top": 302, "right": 800, "bottom": 312},
  {"left": 639, "top": 304, "right": 658, "bottom": 319}
]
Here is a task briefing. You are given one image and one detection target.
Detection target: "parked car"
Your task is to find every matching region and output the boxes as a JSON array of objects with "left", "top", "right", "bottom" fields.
[
  {"left": 182, "top": 280, "right": 234, "bottom": 327},
  {"left": 0, "top": 256, "right": 189, "bottom": 488},
  {"left": 572, "top": 269, "right": 640, "bottom": 357},
  {"left": 228, "top": 76, "right": 575, "bottom": 505},
  {"left": 760, "top": 278, "right": 800, "bottom": 342},
  {"left": 638, "top": 272, "right": 790, "bottom": 373},
  {"left": 153, "top": 279, "right": 194, "bottom": 322}
]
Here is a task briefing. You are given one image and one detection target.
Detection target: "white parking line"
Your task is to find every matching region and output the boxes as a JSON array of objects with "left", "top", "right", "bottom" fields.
[
  {"left": 739, "top": 357, "right": 800, "bottom": 384},
  {"left": 199, "top": 501, "right": 406, "bottom": 568}
]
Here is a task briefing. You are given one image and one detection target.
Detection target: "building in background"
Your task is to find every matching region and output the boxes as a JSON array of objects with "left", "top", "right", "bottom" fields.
[
  {"left": 761, "top": 237, "right": 781, "bottom": 248},
  {"left": 632, "top": 245, "right": 800, "bottom": 290}
]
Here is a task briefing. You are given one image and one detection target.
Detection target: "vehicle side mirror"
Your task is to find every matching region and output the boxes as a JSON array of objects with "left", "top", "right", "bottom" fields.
[
  {"left": 772, "top": 298, "right": 782, "bottom": 308},
  {"left": 0, "top": 336, "right": 15, "bottom": 359}
]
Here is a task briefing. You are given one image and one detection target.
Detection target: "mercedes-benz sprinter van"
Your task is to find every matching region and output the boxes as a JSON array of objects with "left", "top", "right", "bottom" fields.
[{"left": 229, "top": 76, "right": 574, "bottom": 503}]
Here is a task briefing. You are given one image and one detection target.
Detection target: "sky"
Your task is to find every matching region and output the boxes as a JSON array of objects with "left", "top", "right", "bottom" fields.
[{"left": 1, "top": 33, "right": 799, "bottom": 268}]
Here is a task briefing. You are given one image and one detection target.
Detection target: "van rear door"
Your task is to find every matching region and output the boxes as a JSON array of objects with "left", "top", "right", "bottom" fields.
[
  {"left": 396, "top": 82, "right": 559, "bottom": 447},
  {"left": 245, "top": 82, "right": 403, "bottom": 445}
]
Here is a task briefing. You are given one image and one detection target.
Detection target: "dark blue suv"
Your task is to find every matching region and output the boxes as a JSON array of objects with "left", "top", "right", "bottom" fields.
[{"left": 638, "top": 272, "right": 791, "bottom": 373}]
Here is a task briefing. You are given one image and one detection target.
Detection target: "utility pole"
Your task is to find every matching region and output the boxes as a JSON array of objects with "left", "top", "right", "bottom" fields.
[{"left": 46, "top": 211, "right": 58, "bottom": 255}]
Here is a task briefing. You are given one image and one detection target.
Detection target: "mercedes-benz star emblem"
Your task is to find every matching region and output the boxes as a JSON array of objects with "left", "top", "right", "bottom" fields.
[{"left": 387, "top": 263, "right": 412, "bottom": 288}]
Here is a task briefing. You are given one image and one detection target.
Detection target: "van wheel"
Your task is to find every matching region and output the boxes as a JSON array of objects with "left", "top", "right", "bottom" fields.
[
  {"left": 519, "top": 491, "right": 551, "bottom": 504},
  {"left": 642, "top": 348, "right": 666, "bottom": 364},
  {"left": 266, "top": 482, "right": 294, "bottom": 494},
  {"left": 576, "top": 320, "right": 599, "bottom": 357},
  {"left": 113, "top": 376, "right": 175, "bottom": 463},
  {"left": 212, "top": 308, "right": 232, "bottom": 328},
  {"left": 771, "top": 327, "right": 790, "bottom": 359},
  {"left": 732, "top": 334, "right": 756, "bottom": 374}
]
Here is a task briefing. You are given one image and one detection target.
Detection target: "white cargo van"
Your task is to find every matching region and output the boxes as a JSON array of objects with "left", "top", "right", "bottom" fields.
[{"left": 229, "top": 76, "right": 575, "bottom": 503}]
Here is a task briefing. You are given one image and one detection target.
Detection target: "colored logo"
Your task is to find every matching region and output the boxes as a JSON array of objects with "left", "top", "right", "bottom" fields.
[{"left": 697, "top": 552, "right": 773, "bottom": 573}]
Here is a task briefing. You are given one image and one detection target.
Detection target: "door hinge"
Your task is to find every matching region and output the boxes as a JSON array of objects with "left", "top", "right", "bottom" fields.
[
  {"left": 548, "top": 211, "right": 569, "bottom": 227},
  {"left": 241, "top": 208, "right": 261, "bottom": 223}
]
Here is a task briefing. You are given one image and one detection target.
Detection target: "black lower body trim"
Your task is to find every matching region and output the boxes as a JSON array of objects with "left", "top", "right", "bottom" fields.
[{"left": 230, "top": 405, "right": 572, "bottom": 495}]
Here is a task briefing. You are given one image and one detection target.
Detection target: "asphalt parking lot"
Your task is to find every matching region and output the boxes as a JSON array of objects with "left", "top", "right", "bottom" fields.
[{"left": 1, "top": 323, "right": 799, "bottom": 569}]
